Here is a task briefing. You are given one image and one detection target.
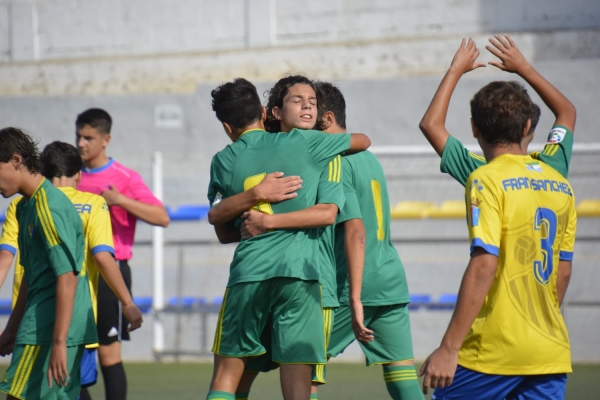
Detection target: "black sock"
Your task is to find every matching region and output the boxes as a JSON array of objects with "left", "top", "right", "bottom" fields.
[
  {"left": 101, "top": 362, "right": 127, "bottom": 400},
  {"left": 79, "top": 387, "right": 92, "bottom": 400}
]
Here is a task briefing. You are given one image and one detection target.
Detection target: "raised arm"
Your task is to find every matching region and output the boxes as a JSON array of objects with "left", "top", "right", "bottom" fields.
[
  {"left": 486, "top": 34, "right": 576, "bottom": 133},
  {"left": 207, "top": 172, "right": 302, "bottom": 225},
  {"left": 419, "top": 39, "right": 486, "bottom": 156},
  {"left": 346, "top": 134, "right": 371, "bottom": 154}
]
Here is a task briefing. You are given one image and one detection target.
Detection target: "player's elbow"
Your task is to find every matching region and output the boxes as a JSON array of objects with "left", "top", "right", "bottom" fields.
[
  {"left": 344, "top": 219, "right": 366, "bottom": 242},
  {"left": 157, "top": 209, "right": 170, "bottom": 227},
  {"left": 207, "top": 209, "right": 219, "bottom": 226},
  {"left": 348, "top": 134, "right": 371, "bottom": 153}
]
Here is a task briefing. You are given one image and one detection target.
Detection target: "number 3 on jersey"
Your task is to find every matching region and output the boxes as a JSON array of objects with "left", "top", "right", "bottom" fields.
[
  {"left": 533, "top": 207, "right": 557, "bottom": 286},
  {"left": 244, "top": 173, "right": 274, "bottom": 215}
]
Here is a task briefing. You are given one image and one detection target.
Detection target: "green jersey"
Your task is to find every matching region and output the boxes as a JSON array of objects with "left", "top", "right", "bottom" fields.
[
  {"left": 441, "top": 125, "right": 573, "bottom": 186},
  {"left": 334, "top": 151, "right": 410, "bottom": 306},
  {"left": 316, "top": 155, "right": 345, "bottom": 308},
  {"left": 208, "top": 128, "right": 351, "bottom": 287},
  {"left": 15, "top": 179, "right": 97, "bottom": 346}
]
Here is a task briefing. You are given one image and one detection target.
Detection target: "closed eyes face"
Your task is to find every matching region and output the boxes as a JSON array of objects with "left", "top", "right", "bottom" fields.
[{"left": 274, "top": 84, "right": 318, "bottom": 132}]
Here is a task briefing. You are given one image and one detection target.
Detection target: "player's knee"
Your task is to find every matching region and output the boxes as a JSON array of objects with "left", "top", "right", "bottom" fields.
[
  {"left": 98, "top": 342, "right": 122, "bottom": 366},
  {"left": 384, "top": 359, "right": 415, "bottom": 367}
]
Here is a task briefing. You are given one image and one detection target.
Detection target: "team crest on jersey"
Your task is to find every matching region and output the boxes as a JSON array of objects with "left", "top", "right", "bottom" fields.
[
  {"left": 547, "top": 127, "right": 566, "bottom": 144},
  {"left": 213, "top": 192, "right": 223, "bottom": 205},
  {"left": 526, "top": 161, "right": 543, "bottom": 173},
  {"left": 28, "top": 223, "right": 35, "bottom": 238}
]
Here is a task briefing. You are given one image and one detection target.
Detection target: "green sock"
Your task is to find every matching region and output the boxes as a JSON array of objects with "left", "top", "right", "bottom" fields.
[
  {"left": 235, "top": 391, "right": 250, "bottom": 400},
  {"left": 206, "top": 390, "right": 235, "bottom": 400},
  {"left": 383, "top": 365, "right": 424, "bottom": 400},
  {"left": 310, "top": 394, "right": 318, "bottom": 399}
]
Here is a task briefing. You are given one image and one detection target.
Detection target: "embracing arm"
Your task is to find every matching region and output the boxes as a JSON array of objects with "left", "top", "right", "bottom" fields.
[
  {"left": 346, "top": 134, "right": 372, "bottom": 154},
  {"left": 419, "top": 39, "right": 486, "bottom": 156},
  {"left": 208, "top": 172, "right": 302, "bottom": 225},
  {"left": 214, "top": 224, "right": 242, "bottom": 244}
]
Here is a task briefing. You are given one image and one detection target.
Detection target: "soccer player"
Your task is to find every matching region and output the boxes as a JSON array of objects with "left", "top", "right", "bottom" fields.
[
  {"left": 419, "top": 36, "right": 576, "bottom": 184},
  {"left": 310, "top": 82, "right": 423, "bottom": 400},
  {"left": 0, "top": 141, "right": 144, "bottom": 400},
  {"left": 209, "top": 76, "right": 369, "bottom": 400},
  {"left": 0, "top": 127, "right": 97, "bottom": 399},
  {"left": 75, "top": 108, "right": 169, "bottom": 400},
  {"left": 206, "top": 78, "right": 370, "bottom": 400},
  {"left": 419, "top": 37, "right": 577, "bottom": 399}
]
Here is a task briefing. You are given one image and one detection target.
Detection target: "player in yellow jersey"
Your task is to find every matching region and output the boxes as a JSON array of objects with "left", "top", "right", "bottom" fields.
[
  {"left": 420, "top": 36, "right": 577, "bottom": 400},
  {"left": 0, "top": 141, "right": 143, "bottom": 400}
]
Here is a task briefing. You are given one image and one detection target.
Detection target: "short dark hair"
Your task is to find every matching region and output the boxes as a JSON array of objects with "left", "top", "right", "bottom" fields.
[
  {"left": 41, "top": 141, "right": 83, "bottom": 179},
  {"left": 76, "top": 108, "right": 112, "bottom": 134},
  {"left": 265, "top": 75, "right": 319, "bottom": 133},
  {"left": 529, "top": 103, "right": 541, "bottom": 135},
  {"left": 470, "top": 81, "right": 535, "bottom": 146},
  {"left": 315, "top": 81, "right": 347, "bottom": 130},
  {"left": 0, "top": 127, "right": 41, "bottom": 174},
  {"left": 211, "top": 78, "right": 263, "bottom": 130}
]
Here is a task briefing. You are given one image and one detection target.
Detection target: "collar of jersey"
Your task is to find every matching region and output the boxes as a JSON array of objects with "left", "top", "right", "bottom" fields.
[
  {"left": 239, "top": 128, "right": 265, "bottom": 137},
  {"left": 58, "top": 186, "right": 77, "bottom": 195},
  {"left": 84, "top": 157, "right": 114, "bottom": 174}
]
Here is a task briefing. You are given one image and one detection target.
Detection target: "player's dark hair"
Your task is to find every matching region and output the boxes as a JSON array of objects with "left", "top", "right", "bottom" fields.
[
  {"left": 265, "top": 75, "right": 319, "bottom": 133},
  {"left": 211, "top": 78, "right": 263, "bottom": 130},
  {"left": 470, "top": 81, "right": 535, "bottom": 146},
  {"left": 41, "top": 141, "right": 83, "bottom": 179},
  {"left": 315, "top": 81, "right": 347, "bottom": 130},
  {"left": 0, "top": 127, "right": 42, "bottom": 174},
  {"left": 529, "top": 103, "right": 541, "bottom": 135},
  {"left": 76, "top": 108, "right": 112, "bottom": 135}
]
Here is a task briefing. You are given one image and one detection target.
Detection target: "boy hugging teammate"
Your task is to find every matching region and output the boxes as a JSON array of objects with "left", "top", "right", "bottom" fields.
[{"left": 205, "top": 78, "right": 370, "bottom": 400}]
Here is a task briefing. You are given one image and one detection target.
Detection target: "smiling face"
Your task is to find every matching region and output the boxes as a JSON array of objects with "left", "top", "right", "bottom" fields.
[{"left": 272, "top": 83, "right": 317, "bottom": 132}]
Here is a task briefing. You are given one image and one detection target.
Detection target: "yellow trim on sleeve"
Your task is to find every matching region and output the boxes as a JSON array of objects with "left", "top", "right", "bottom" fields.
[{"left": 34, "top": 189, "right": 60, "bottom": 247}]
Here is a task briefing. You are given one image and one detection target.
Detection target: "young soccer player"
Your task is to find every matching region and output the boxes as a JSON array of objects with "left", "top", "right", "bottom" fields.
[
  {"left": 0, "top": 141, "right": 144, "bottom": 400},
  {"left": 419, "top": 36, "right": 576, "bottom": 183},
  {"left": 209, "top": 76, "right": 370, "bottom": 400},
  {"left": 419, "top": 37, "right": 577, "bottom": 399},
  {"left": 75, "top": 109, "right": 169, "bottom": 400},
  {"left": 0, "top": 127, "right": 97, "bottom": 400},
  {"left": 206, "top": 78, "right": 370, "bottom": 400},
  {"left": 311, "top": 82, "right": 423, "bottom": 400}
]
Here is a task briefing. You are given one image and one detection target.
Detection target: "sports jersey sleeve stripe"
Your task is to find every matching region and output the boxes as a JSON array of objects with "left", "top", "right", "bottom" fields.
[
  {"left": 0, "top": 244, "right": 17, "bottom": 255},
  {"left": 38, "top": 190, "right": 61, "bottom": 246},
  {"left": 34, "top": 193, "right": 59, "bottom": 247},
  {"left": 336, "top": 156, "right": 342, "bottom": 182},
  {"left": 470, "top": 238, "right": 499, "bottom": 256},
  {"left": 328, "top": 160, "right": 334, "bottom": 182},
  {"left": 91, "top": 244, "right": 115, "bottom": 255},
  {"left": 559, "top": 251, "right": 573, "bottom": 261}
]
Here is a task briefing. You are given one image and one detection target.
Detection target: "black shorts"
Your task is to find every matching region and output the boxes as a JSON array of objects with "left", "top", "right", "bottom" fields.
[{"left": 97, "top": 260, "right": 132, "bottom": 345}]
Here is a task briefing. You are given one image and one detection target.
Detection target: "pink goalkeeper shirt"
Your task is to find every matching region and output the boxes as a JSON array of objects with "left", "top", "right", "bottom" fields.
[{"left": 78, "top": 158, "right": 163, "bottom": 261}]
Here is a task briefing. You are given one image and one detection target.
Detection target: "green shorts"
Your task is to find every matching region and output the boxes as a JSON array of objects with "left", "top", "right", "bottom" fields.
[
  {"left": 328, "top": 303, "right": 414, "bottom": 366},
  {"left": 0, "top": 344, "right": 84, "bottom": 400},
  {"left": 213, "top": 277, "right": 326, "bottom": 364},
  {"left": 244, "top": 307, "right": 334, "bottom": 383}
]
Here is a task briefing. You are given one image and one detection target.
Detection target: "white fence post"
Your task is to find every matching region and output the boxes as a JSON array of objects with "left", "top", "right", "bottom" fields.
[{"left": 152, "top": 152, "right": 165, "bottom": 358}]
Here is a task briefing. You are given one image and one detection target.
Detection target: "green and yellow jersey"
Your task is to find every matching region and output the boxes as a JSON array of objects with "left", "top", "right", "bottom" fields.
[
  {"left": 461, "top": 154, "right": 576, "bottom": 375},
  {"left": 441, "top": 125, "right": 574, "bottom": 185},
  {"left": 13, "top": 179, "right": 97, "bottom": 346},
  {"left": 334, "top": 151, "right": 410, "bottom": 306},
  {"left": 207, "top": 128, "right": 351, "bottom": 287}
]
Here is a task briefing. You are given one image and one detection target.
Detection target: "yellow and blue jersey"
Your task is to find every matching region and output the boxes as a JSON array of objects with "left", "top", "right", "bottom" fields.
[
  {"left": 460, "top": 154, "right": 577, "bottom": 375},
  {"left": 1, "top": 187, "right": 114, "bottom": 328}
]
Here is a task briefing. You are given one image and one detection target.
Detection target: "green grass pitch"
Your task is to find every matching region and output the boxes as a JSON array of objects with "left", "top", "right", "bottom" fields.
[{"left": 52, "top": 362, "right": 600, "bottom": 399}]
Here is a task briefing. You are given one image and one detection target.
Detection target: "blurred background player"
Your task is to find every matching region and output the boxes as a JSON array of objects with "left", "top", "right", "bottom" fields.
[
  {"left": 75, "top": 109, "right": 169, "bottom": 400},
  {"left": 420, "top": 37, "right": 577, "bottom": 399},
  {"left": 0, "top": 127, "right": 97, "bottom": 400},
  {"left": 312, "top": 82, "right": 423, "bottom": 400},
  {"left": 0, "top": 141, "right": 144, "bottom": 400},
  {"left": 206, "top": 78, "right": 369, "bottom": 400},
  {"left": 419, "top": 36, "right": 576, "bottom": 183}
]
